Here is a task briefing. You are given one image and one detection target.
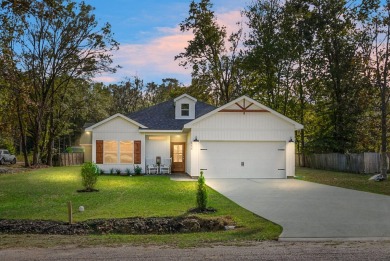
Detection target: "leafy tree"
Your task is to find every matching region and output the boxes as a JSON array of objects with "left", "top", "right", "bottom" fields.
[
  {"left": 176, "top": 0, "right": 243, "bottom": 105},
  {"left": 243, "top": 0, "right": 289, "bottom": 112},
  {"left": 242, "top": 0, "right": 376, "bottom": 156},
  {"left": 109, "top": 76, "right": 145, "bottom": 114},
  {"left": 305, "top": 0, "right": 373, "bottom": 153},
  {"left": 368, "top": 0, "right": 390, "bottom": 179},
  {"left": 0, "top": 0, "right": 119, "bottom": 165},
  {"left": 242, "top": 0, "right": 315, "bottom": 163}
]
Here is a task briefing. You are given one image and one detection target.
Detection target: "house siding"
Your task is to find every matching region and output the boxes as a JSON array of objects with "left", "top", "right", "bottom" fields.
[
  {"left": 190, "top": 112, "right": 295, "bottom": 141},
  {"left": 145, "top": 135, "right": 170, "bottom": 166},
  {"left": 91, "top": 117, "right": 145, "bottom": 172},
  {"left": 174, "top": 96, "right": 196, "bottom": 120},
  {"left": 189, "top": 110, "right": 296, "bottom": 177}
]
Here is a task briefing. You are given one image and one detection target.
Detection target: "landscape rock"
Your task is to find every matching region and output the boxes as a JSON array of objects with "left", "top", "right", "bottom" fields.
[
  {"left": 0, "top": 216, "right": 234, "bottom": 235},
  {"left": 369, "top": 174, "right": 385, "bottom": 181}
]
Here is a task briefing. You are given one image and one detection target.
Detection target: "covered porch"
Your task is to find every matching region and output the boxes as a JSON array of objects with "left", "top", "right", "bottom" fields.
[{"left": 144, "top": 133, "right": 191, "bottom": 174}]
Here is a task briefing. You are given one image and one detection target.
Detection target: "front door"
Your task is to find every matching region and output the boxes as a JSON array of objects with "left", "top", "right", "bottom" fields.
[{"left": 171, "top": 142, "right": 185, "bottom": 173}]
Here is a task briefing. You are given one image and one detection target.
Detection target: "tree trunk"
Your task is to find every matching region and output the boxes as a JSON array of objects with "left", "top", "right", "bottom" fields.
[
  {"left": 298, "top": 56, "right": 305, "bottom": 167},
  {"left": 32, "top": 115, "right": 42, "bottom": 165},
  {"left": 46, "top": 114, "right": 54, "bottom": 166},
  {"left": 16, "top": 95, "right": 30, "bottom": 167},
  {"left": 380, "top": 71, "right": 388, "bottom": 179},
  {"left": 380, "top": 11, "right": 390, "bottom": 180}
]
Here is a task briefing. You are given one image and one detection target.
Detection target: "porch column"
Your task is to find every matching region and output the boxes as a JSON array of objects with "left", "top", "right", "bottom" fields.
[{"left": 192, "top": 136, "right": 200, "bottom": 177}]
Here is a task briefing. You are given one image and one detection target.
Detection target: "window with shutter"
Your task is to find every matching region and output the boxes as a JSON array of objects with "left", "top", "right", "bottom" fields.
[
  {"left": 134, "top": 140, "right": 141, "bottom": 164},
  {"left": 96, "top": 140, "right": 103, "bottom": 164}
]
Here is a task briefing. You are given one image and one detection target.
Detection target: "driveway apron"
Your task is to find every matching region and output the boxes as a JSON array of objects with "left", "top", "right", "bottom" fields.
[{"left": 206, "top": 179, "right": 390, "bottom": 240}]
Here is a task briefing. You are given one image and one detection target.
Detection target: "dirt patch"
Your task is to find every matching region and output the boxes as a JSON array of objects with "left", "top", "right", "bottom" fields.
[
  {"left": 0, "top": 216, "right": 233, "bottom": 235},
  {"left": 0, "top": 167, "right": 28, "bottom": 174},
  {"left": 76, "top": 188, "right": 99, "bottom": 193},
  {"left": 0, "top": 162, "right": 39, "bottom": 174}
]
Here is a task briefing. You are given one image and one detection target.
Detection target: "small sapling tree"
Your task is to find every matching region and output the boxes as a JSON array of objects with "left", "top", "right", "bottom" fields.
[{"left": 196, "top": 171, "right": 208, "bottom": 211}]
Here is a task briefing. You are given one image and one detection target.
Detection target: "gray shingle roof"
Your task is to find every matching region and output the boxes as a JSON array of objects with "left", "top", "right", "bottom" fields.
[{"left": 127, "top": 99, "right": 216, "bottom": 130}]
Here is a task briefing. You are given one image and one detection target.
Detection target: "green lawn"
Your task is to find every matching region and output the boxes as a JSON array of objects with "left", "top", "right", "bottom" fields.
[
  {"left": 296, "top": 167, "right": 390, "bottom": 196},
  {"left": 0, "top": 166, "right": 281, "bottom": 248}
]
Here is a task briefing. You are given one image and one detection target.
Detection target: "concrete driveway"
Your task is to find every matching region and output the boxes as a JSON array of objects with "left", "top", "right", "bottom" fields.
[{"left": 206, "top": 179, "right": 390, "bottom": 240}]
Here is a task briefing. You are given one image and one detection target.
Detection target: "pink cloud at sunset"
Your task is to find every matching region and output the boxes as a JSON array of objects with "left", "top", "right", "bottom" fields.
[{"left": 96, "top": 9, "right": 246, "bottom": 85}]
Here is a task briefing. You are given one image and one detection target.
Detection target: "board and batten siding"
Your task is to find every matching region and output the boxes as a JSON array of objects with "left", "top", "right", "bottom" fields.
[
  {"left": 190, "top": 112, "right": 295, "bottom": 141},
  {"left": 145, "top": 136, "right": 170, "bottom": 166},
  {"left": 189, "top": 111, "right": 297, "bottom": 177},
  {"left": 91, "top": 116, "right": 145, "bottom": 172}
]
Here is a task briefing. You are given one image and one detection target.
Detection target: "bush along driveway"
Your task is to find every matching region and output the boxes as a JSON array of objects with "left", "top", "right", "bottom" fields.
[{"left": 206, "top": 178, "right": 390, "bottom": 240}]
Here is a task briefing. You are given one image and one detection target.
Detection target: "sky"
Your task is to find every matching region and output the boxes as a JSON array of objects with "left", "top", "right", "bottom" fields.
[{"left": 89, "top": 0, "right": 249, "bottom": 85}]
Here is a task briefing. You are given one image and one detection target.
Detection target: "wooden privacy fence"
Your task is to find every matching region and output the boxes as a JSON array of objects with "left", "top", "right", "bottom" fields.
[
  {"left": 54, "top": 153, "right": 84, "bottom": 166},
  {"left": 297, "top": 152, "right": 389, "bottom": 174}
]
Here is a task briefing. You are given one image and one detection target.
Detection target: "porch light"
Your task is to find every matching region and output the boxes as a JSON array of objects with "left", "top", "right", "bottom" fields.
[
  {"left": 288, "top": 137, "right": 294, "bottom": 143},
  {"left": 193, "top": 136, "right": 199, "bottom": 142}
]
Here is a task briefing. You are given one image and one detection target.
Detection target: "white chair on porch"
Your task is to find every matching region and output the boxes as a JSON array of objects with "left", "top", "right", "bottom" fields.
[
  {"left": 146, "top": 159, "right": 158, "bottom": 175},
  {"left": 160, "top": 158, "right": 172, "bottom": 174}
]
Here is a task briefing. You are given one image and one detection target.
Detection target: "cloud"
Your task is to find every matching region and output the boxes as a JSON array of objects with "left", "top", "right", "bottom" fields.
[
  {"left": 93, "top": 75, "right": 118, "bottom": 83},
  {"left": 217, "top": 10, "right": 244, "bottom": 36},
  {"left": 95, "top": 10, "right": 245, "bottom": 85}
]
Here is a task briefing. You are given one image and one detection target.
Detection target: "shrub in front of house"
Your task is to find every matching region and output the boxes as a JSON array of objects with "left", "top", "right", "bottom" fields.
[
  {"left": 197, "top": 171, "right": 208, "bottom": 211},
  {"left": 134, "top": 165, "right": 142, "bottom": 176},
  {"left": 80, "top": 162, "right": 99, "bottom": 191},
  {"left": 125, "top": 168, "right": 132, "bottom": 176}
]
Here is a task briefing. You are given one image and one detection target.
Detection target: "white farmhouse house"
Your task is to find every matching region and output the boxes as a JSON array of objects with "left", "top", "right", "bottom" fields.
[{"left": 80, "top": 94, "right": 303, "bottom": 178}]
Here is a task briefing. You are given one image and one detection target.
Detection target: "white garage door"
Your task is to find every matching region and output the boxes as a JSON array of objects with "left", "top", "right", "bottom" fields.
[{"left": 199, "top": 141, "right": 286, "bottom": 178}]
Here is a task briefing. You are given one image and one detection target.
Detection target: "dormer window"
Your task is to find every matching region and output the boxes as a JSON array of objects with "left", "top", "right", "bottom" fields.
[
  {"left": 181, "top": 104, "right": 189, "bottom": 116},
  {"left": 174, "top": 94, "right": 197, "bottom": 119}
]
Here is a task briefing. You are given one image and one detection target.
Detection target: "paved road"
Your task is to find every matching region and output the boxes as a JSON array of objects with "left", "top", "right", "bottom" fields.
[
  {"left": 206, "top": 179, "right": 390, "bottom": 240},
  {"left": 1, "top": 241, "right": 390, "bottom": 260}
]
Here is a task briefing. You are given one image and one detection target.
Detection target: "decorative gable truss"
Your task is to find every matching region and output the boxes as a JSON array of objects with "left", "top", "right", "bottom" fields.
[{"left": 220, "top": 99, "right": 269, "bottom": 114}]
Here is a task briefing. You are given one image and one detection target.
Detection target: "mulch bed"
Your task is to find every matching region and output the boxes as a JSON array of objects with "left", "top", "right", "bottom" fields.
[
  {"left": 0, "top": 216, "right": 234, "bottom": 235},
  {"left": 188, "top": 207, "right": 217, "bottom": 214}
]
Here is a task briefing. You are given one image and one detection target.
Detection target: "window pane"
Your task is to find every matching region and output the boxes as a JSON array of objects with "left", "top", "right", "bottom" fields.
[
  {"left": 174, "top": 153, "right": 182, "bottom": 163},
  {"left": 181, "top": 104, "right": 189, "bottom": 116},
  {"left": 120, "top": 141, "right": 133, "bottom": 163},
  {"left": 173, "top": 145, "right": 183, "bottom": 162},
  {"left": 104, "top": 141, "right": 118, "bottom": 164}
]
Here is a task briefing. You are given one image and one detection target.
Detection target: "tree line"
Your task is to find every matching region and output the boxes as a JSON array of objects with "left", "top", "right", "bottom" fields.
[
  {"left": 1, "top": 0, "right": 389, "bottom": 179},
  {"left": 176, "top": 0, "right": 390, "bottom": 178},
  {"left": 0, "top": 0, "right": 197, "bottom": 166}
]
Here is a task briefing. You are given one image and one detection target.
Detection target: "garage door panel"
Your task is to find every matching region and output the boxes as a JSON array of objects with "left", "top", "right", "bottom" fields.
[{"left": 200, "top": 141, "right": 286, "bottom": 178}]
